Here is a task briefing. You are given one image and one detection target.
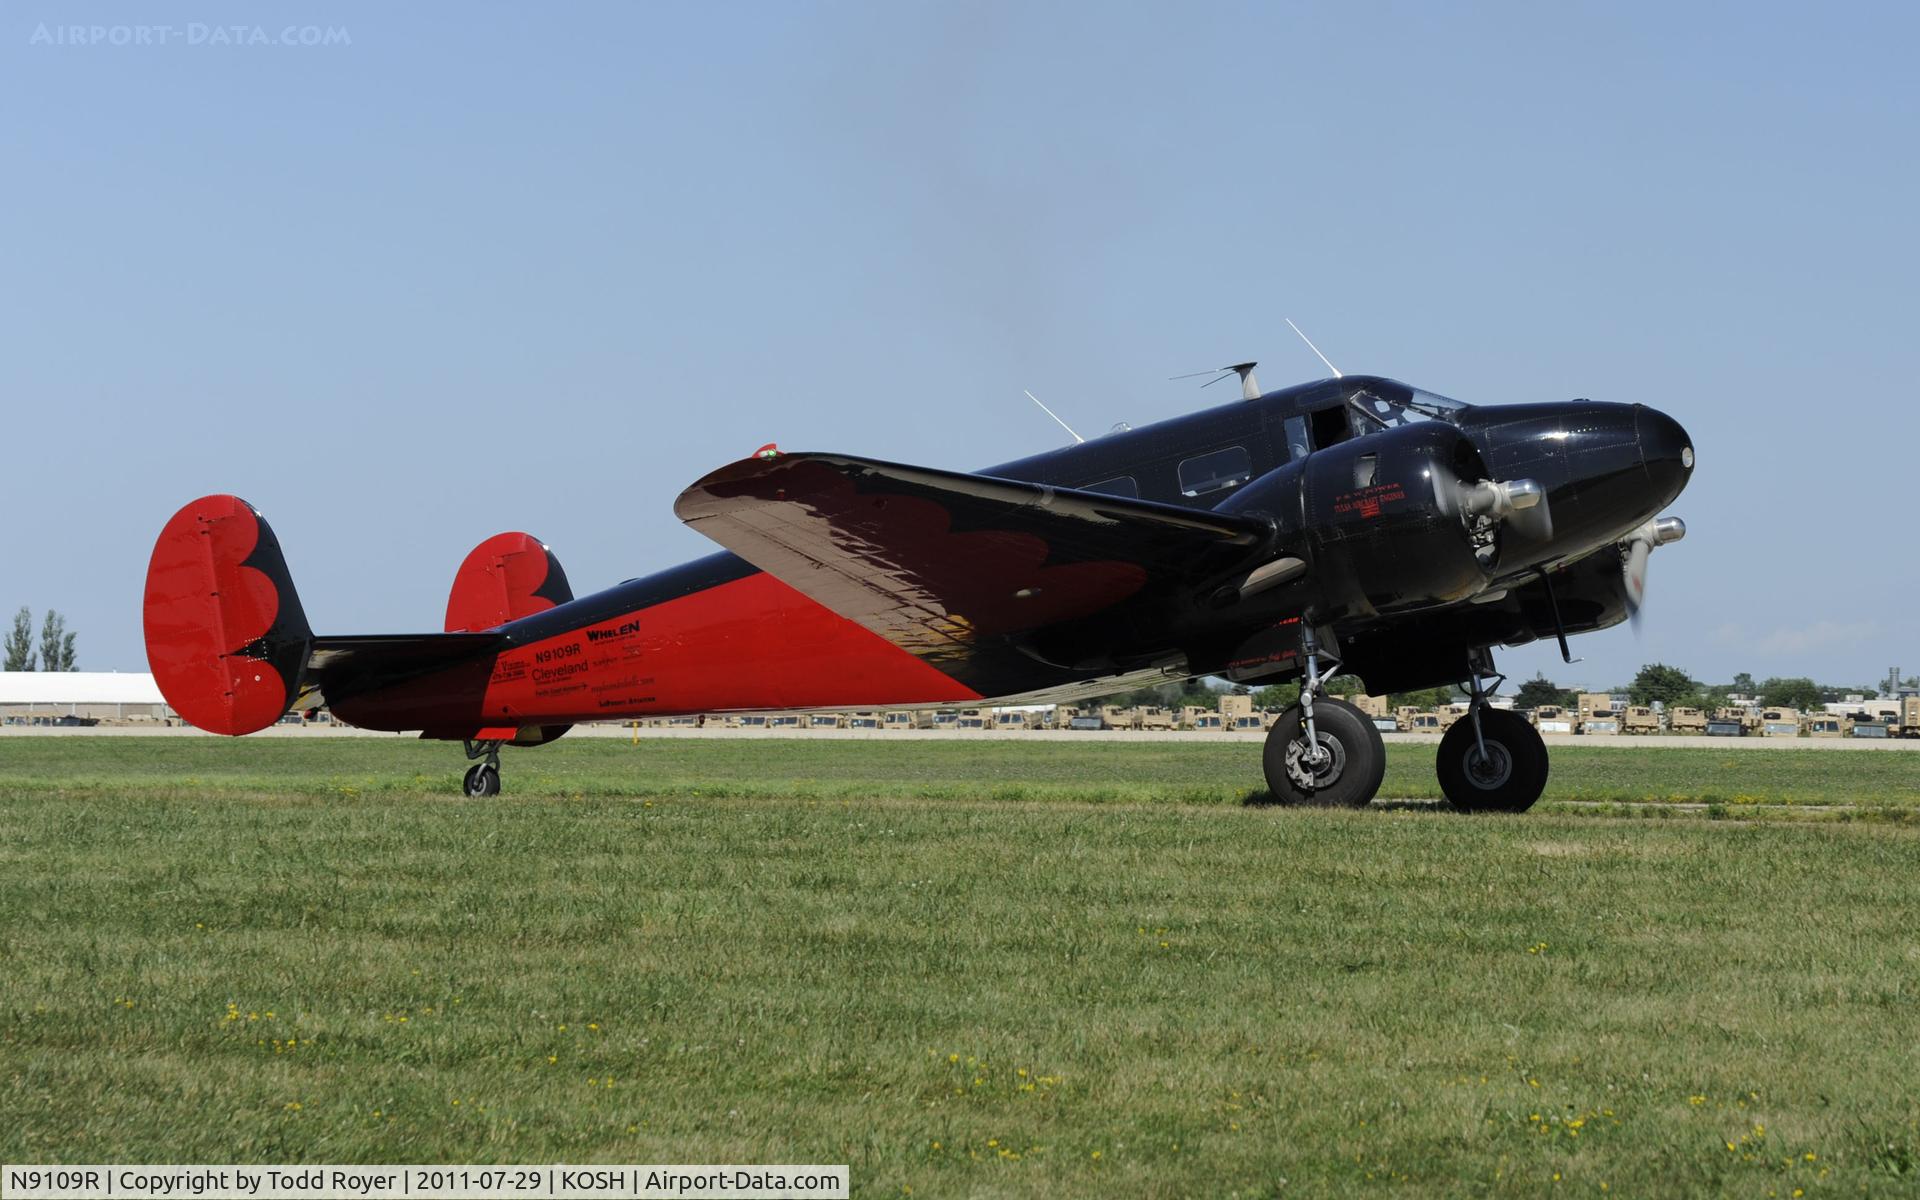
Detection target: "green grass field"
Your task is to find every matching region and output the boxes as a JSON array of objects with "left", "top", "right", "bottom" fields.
[{"left": 3, "top": 737, "right": 1919, "bottom": 1196}]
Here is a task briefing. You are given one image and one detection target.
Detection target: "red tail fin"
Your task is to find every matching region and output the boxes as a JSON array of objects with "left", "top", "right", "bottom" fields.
[
  {"left": 143, "top": 495, "right": 313, "bottom": 735},
  {"left": 444, "top": 532, "right": 572, "bottom": 632}
]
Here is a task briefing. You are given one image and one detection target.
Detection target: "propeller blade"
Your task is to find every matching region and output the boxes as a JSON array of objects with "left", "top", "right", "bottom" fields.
[
  {"left": 1620, "top": 516, "right": 1684, "bottom": 634},
  {"left": 1622, "top": 536, "right": 1653, "bottom": 632}
]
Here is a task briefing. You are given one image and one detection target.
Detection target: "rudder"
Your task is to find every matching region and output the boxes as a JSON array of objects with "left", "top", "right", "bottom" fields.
[{"left": 143, "top": 494, "right": 313, "bottom": 735}]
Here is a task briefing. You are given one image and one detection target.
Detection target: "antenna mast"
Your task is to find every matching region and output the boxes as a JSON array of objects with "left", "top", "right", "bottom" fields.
[
  {"left": 1024, "top": 390, "right": 1084, "bottom": 444},
  {"left": 1285, "top": 318, "right": 1343, "bottom": 378}
]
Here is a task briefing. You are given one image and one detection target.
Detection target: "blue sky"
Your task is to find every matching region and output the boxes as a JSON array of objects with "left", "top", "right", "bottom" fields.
[{"left": 3, "top": 2, "right": 1915, "bottom": 692}]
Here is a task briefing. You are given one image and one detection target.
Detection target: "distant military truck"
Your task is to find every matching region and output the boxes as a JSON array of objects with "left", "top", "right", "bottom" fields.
[
  {"left": 1067, "top": 709, "right": 1107, "bottom": 730},
  {"left": 1137, "top": 706, "right": 1175, "bottom": 730},
  {"left": 1898, "top": 696, "right": 1920, "bottom": 738},
  {"left": 928, "top": 709, "right": 962, "bottom": 729},
  {"left": 1576, "top": 693, "right": 1618, "bottom": 731},
  {"left": 1350, "top": 693, "right": 1390, "bottom": 719},
  {"left": 1184, "top": 705, "right": 1224, "bottom": 730},
  {"left": 1531, "top": 705, "right": 1576, "bottom": 734},
  {"left": 1758, "top": 708, "right": 1802, "bottom": 737},
  {"left": 1398, "top": 707, "right": 1443, "bottom": 733},
  {"left": 1621, "top": 705, "right": 1660, "bottom": 734},
  {"left": 1706, "top": 707, "right": 1749, "bottom": 736},
  {"left": 883, "top": 710, "right": 929, "bottom": 731},
  {"left": 806, "top": 712, "right": 847, "bottom": 730},
  {"left": 1099, "top": 705, "right": 1139, "bottom": 730},
  {"left": 1216, "top": 694, "right": 1263, "bottom": 730},
  {"left": 994, "top": 708, "right": 1040, "bottom": 731},
  {"left": 956, "top": 707, "right": 992, "bottom": 730},
  {"left": 847, "top": 711, "right": 883, "bottom": 730},
  {"left": 1805, "top": 713, "right": 1851, "bottom": 738},
  {"left": 1852, "top": 715, "right": 1892, "bottom": 739},
  {"left": 1668, "top": 706, "right": 1707, "bottom": 734}
]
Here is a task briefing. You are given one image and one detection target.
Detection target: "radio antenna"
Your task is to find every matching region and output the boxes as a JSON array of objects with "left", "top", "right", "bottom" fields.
[
  {"left": 1285, "top": 318, "right": 1342, "bottom": 378},
  {"left": 1024, "top": 389, "right": 1084, "bottom": 444}
]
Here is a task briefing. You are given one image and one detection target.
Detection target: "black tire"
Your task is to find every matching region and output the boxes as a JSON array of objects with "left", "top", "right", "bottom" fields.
[
  {"left": 1262, "top": 698, "right": 1386, "bottom": 807},
  {"left": 1437, "top": 709, "right": 1547, "bottom": 813},
  {"left": 463, "top": 763, "right": 501, "bottom": 798}
]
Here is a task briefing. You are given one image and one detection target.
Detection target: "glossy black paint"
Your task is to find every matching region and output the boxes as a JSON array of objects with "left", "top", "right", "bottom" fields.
[{"left": 972, "top": 374, "right": 1692, "bottom": 694}]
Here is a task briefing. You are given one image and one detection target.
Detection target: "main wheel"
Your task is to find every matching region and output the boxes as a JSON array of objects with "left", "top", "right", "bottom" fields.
[
  {"left": 463, "top": 763, "right": 501, "bottom": 798},
  {"left": 1262, "top": 698, "right": 1386, "bottom": 807},
  {"left": 1437, "top": 709, "right": 1547, "bottom": 813}
]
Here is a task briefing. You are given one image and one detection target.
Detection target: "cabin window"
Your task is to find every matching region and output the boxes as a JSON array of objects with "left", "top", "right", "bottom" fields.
[
  {"left": 1177, "top": 446, "right": 1252, "bottom": 497},
  {"left": 1082, "top": 475, "right": 1139, "bottom": 499}
]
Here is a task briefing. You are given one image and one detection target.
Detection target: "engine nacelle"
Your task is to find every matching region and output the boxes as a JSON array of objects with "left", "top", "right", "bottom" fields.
[{"left": 1218, "top": 422, "right": 1494, "bottom": 621}]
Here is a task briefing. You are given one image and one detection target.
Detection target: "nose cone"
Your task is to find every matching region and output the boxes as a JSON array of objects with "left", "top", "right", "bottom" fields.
[{"left": 1636, "top": 405, "right": 1694, "bottom": 504}]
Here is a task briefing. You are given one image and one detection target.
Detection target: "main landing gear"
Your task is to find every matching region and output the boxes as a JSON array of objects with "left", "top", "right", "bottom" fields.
[
  {"left": 1262, "top": 625, "right": 1386, "bottom": 807},
  {"left": 1261, "top": 640, "right": 1548, "bottom": 813},
  {"left": 462, "top": 738, "right": 504, "bottom": 798},
  {"left": 1436, "top": 653, "right": 1548, "bottom": 813}
]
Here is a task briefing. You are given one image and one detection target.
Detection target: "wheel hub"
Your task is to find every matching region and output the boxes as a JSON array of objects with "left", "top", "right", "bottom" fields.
[
  {"left": 1464, "top": 740, "right": 1513, "bottom": 789},
  {"left": 1285, "top": 733, "right": 1347, "bottom": 790}
]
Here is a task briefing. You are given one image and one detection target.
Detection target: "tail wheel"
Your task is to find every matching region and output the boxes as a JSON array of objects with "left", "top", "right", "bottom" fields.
[
  {"left": 463, "top": 763, "right": 501, "bottom": 798},
  {"left": 1437, "top": 708, "right": 1547, "bottom": 812},
  {"left": 1262, "top": 698, "right": 1386, "bottom": 808}
]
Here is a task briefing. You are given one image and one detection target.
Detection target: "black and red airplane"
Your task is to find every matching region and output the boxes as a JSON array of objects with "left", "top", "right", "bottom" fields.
[{"left": 143, "top": 367, "right": 1692, "bottom": 812}]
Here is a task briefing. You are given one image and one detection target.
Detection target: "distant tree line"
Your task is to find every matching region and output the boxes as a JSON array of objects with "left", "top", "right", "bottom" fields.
[
  {"left": 1092, "top": 661, "right": 1898, "bottom": 716},
  {"left": 4, "top": 607, "right": 78, "bottom": 671},
  {"left": 1514, "top": 663, "right": 1889, "bottom": 714}
]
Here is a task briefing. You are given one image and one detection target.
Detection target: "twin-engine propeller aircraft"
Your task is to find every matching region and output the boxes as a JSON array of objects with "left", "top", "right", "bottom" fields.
[{"left": 144, "top": 366, "right": 1692, "bottom": 811}]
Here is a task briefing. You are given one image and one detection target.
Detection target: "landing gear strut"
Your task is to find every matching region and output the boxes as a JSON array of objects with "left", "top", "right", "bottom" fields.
[
  {"left": 462, "top": 738, "right": 503, "bottom": 798},
  {"left": 1262, "top": 625, "right": 1386, "bottom": 807},
  {"left": 1437, "top": 650, "right": 1548, "bottom": 812}
]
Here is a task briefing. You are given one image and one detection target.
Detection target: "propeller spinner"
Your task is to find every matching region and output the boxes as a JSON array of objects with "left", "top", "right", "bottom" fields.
[{"left": 1621, "top": 516, "right": 1687, "bottom": 630}]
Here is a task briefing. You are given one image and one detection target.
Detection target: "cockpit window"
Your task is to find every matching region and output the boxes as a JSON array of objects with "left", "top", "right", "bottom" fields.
[{"left": 1347, "top": 382, "right": 1469, "bottom": 428}]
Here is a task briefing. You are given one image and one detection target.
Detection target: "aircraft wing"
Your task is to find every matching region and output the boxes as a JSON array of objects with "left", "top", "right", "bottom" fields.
[{"left": 675, "top": 452, "right": 1280, "bottom": 685}]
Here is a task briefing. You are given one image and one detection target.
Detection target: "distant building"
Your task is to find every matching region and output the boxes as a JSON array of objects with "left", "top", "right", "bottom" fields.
[{"left": 0, "top": 672, "right": 170, "bottom": 723}]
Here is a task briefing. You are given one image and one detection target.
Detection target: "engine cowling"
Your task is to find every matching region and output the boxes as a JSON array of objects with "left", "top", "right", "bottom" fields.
[{"left": 1217, "top": 422, "right": 1495, "bottom": 621}]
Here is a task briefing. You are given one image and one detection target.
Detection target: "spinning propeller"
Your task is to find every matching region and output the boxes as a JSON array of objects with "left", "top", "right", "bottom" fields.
[{"left": 1619, "top": 516, "right": 1687, "bottom": 631}]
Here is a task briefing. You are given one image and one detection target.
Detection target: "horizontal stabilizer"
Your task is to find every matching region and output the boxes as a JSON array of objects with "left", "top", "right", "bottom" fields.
[{"left": 299, "top": 632, "right": 506, "bottom": 710}]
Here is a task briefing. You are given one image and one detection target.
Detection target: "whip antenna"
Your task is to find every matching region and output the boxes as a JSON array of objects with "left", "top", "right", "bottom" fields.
[
  {"left": 1285, "top": 318, "right": 1343, "bottom": 378},
  {"left": 1024, "top": 389, "right": 1084, "bottom": 444}
]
